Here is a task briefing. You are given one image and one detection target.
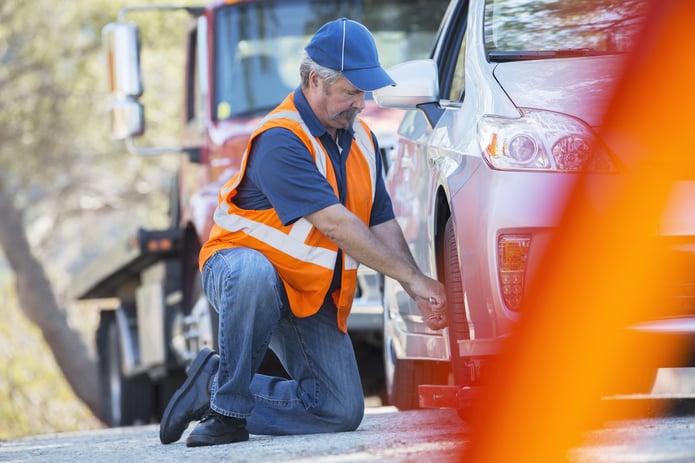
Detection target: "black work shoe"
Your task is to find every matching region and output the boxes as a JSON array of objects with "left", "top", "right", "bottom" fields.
[
  {"left": 159, "top": 348, "right": 219, "bottom": 444},
  {"left": 186, "top": 411, "right": 249, "bottom": 447}
]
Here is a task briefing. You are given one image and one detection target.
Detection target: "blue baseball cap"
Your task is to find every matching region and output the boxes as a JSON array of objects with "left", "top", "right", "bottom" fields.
[{"left": 305, "top": 18, "right": 396, "bottom": 92}]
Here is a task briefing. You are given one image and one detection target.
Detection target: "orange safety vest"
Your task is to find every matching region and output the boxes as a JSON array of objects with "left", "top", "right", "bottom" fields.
[{"left": 199, "top": 93, "right": 377, "bottom": 333}]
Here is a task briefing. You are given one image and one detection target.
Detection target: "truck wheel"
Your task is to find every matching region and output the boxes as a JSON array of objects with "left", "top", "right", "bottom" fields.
[
  {"left": 385, "top": 338, "right": 447, "bottom": 410},
  {"left": 389, "top": 355, "right": 419, "bottom": 410},
  {"left": 96, "top": 312, "right": 154, "bottom": 426},
  {"left": 443, "top": 217, "right": 472, "bottom": 386},
  {"left": 393, "top": 358, "right": 448, "bottom": 410}
]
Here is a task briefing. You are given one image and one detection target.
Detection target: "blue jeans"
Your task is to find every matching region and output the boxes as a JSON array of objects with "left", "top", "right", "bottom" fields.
[{"left": 201, "top": 247, "right": 365, "bottom": 435}]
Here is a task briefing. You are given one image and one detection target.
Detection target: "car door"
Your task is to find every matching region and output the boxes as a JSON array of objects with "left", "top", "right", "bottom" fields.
[{"left": 384, "top": 109, "right": 432, "bottom": 326}]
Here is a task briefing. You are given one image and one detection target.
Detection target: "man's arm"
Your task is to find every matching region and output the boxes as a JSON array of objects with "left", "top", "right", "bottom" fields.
[
  {"left": 306, "top": 204, "right": 447, "bottom": 329},
  {"left": 370, "top": 218, "right": 419, "bottom": 270}
]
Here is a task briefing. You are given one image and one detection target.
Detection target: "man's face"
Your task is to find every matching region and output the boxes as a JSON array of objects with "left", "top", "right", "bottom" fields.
[{"left": 310, "top": 74, "right": 366, "bottom": 133}]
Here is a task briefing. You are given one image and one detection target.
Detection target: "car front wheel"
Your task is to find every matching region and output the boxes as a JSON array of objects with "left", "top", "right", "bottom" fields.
[{"left": 443, "top": 217, "right": 474, "bottom": 387}]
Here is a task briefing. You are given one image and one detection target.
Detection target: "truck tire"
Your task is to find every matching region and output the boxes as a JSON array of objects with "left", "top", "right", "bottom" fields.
[
  {"left": 96, "top": 311, "right": 154, "bottom": 426},
  {"left": 385, "top": 335, "right": 447, "bottom": 410},
  {"left": 391, "top": 357, "right": 448, "bottom": 410},
  {"left": 390, "top": 355, "right": 419, "bottom": 410}
]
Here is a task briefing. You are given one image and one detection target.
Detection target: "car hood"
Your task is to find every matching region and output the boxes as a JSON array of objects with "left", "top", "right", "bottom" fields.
[{"left": 493, "top": 55, "right": 627, "bottom": 127}]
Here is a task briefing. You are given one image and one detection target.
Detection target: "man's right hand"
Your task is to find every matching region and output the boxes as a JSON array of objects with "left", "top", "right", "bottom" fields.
[{"left": 406, "top": 276, "right": 448, "bottom": 331}]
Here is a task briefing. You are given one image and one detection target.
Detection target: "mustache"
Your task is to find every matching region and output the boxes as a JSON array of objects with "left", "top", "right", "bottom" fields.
[{"left": 332, "top": 108, "right": 360, "bottom": 123}]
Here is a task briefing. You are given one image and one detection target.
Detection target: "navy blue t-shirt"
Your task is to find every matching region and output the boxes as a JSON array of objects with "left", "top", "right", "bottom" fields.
[
  {"left": 233, "top": 88, "right": 395, "bottom": 307},
  {"left": 234, "top": 87, "right": 394, "bottom": 226}
]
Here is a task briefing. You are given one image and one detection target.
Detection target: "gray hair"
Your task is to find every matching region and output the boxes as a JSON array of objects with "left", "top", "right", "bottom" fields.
[{"left": 299, "top": 51, "right": 343, "bottom": 89}]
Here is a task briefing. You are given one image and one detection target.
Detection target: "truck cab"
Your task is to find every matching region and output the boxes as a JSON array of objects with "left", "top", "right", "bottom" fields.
[{"left": 76, "top": 0, "right": 449, "bottom": 426}]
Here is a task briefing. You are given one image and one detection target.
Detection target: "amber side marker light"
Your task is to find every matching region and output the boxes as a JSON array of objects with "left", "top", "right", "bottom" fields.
[
  {"left": 498, "top": 235, "right": 530, "bottom": 310},
  {"left": 147, "top": 238, "right": 173, "bottom": 252}
]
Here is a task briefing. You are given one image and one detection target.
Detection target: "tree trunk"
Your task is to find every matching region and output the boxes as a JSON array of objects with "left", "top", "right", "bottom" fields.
[{"left": 0, "top": 179, "right": 101, "bottom": 417}]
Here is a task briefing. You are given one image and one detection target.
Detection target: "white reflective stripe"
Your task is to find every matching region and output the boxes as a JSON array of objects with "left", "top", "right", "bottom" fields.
[
  {"left": 353, "top": 122, "right": 377, "bottom": 200},
  {"left": 262, "top": 110, "right": 328, "bottom": 175},
  {"left": 312, "top": 135, "right": 327, "bottom": 176},
  {"left": 259, "top": 110, "right": 296, "bottom": 127},
  {"left": 346, "top": 123, "right": 374, "bottom": 272},
  {"left": 344, "top": 254, "right": 358, "bottom": 271},
  {"left": 288, "top": 218, "right": 313, "bottom": 242},
  {"left": 214, "top": 206, "right": 337, "bottom": 270},
  {"left": 220, "top": 171, "right": 243, "bottom": 196}
]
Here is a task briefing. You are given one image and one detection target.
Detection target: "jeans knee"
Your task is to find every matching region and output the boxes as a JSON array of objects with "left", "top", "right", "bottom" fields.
[
  {"left": 324, "top": 398, "right": 364, "bottom": 432},
  {"left": 342, "top": 402, "right": 365, "bottom": 431}
]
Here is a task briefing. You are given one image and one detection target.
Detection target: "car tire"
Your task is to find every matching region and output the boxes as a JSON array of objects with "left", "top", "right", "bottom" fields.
[{"left": 443, "top": 217, "right": 473, "bottom": 387}]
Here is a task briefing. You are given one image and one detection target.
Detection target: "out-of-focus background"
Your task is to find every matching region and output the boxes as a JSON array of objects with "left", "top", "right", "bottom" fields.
[
  {"left": 0, "top": 287, "right": 101, "bottom": 438},
  {"left": 4, "top": 0, "right": 694, "bottom": 444},
  {"left": 0, "top": 0, "right": 186, "bottom": 438}
]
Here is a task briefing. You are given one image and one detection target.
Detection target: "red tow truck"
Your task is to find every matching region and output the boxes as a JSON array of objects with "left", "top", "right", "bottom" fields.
[{"left": 73, "top": 0, "right": 448, "bottom": 426}]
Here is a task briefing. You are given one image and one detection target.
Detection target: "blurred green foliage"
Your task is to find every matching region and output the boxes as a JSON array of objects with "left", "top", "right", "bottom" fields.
[
  {"left": 0, "top": 275, "right": 102, "bottom": 439},
  {"left": 0, "top": 0, "right": 195, "bottom": 438}
]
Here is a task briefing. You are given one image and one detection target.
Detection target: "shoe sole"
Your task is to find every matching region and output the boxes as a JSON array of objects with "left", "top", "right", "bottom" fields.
[
  {"left": 159, "top": 348, "right": 217, "bottom": 444},
  {"left": 186, "top": 429, "right": 250, "bottom": 447}
]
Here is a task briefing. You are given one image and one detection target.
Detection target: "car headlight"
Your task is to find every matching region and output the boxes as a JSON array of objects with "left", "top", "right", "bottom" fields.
[{"left": 478, "top": 108, "right": 615, "bottom": 172}]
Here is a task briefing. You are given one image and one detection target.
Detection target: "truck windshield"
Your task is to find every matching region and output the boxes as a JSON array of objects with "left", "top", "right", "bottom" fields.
[
  {"left": 214, "top": 0, "right": 447, "bottom": 120},
  {"left": 484, "top": 0, "right": 650, "bottom": 62}
]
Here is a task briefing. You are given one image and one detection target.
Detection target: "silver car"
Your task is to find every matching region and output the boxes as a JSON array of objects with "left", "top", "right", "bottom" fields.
[{"left": 373, "top": 0, "right": 682, "bottom": 410}]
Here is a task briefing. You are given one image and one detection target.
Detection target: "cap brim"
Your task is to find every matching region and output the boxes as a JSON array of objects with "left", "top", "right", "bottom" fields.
[{"left": 343, "top": 66, "right": 396, "bottom": 92}]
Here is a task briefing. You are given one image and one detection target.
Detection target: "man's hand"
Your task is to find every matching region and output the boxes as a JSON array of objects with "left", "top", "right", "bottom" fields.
[
  {"left": 305, "top": 207, "right": 448, "bottom": 329},
  {"left": 405, "top": 276, "right": 448, "bottom": 331},
  {"left": 417, "top": 296, "right": 448, "bottom": 331}
]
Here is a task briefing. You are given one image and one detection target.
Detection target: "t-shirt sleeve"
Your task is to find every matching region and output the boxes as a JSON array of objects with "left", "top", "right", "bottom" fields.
[{"left": 247, "top": 128, "right": 340, "bottom": 226}]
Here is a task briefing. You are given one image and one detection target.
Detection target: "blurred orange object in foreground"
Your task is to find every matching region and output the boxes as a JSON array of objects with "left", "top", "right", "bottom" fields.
[{"left": 465, "top": 1, "right": 695, "bottom": 462}]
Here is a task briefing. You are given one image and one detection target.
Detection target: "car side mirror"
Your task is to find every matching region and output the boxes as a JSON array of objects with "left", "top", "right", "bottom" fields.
[{"left": 373, "top": 59, "right": 439, "bottom": 109}]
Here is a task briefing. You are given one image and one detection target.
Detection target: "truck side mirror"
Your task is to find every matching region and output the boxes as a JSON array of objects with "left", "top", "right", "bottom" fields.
[
  {"left": 103, "top": 21, "right": 145, "bottom": 140},
  {"left": 108, "top": 98, "right": 144, "bottom": 140}
]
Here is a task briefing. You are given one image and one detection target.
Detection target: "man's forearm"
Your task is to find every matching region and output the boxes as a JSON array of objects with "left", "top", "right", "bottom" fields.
[
  {"left": 307, "top": 203, "right": 448, "bottom": 329},
  {"left": 370, "top": 219, "right": 419, "bottom": 271},
  {"left": 305, "top": 204, "right": 419, "bottom": 285}
]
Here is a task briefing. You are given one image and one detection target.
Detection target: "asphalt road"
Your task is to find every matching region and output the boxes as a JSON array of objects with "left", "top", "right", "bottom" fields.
[
  {"left": 0, "top": 406, "right": 467, "bottom": 463},
  {"left": 2, "top": 400, "right": 695, "bottom": 463},
  {"left": 2, "top": 370, "right": 695, "bottom": 463}
]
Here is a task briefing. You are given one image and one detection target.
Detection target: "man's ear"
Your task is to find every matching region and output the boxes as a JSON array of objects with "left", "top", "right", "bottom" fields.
[{"left": 309, "top": 70, "right": 321, "bottom": 90}]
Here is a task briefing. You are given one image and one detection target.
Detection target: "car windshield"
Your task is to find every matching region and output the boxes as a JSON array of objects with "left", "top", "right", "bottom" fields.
[
  {"left": 214, "top": 0, "right": 447, "bottom": 120},
  {"left": 484, "top": 0, "right": 650, "bottom": 62}
]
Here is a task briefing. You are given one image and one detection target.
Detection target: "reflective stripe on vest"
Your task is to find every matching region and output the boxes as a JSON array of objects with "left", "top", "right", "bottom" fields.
[{"left": 213, "top": 212, "right": 337, "bottom": 270}]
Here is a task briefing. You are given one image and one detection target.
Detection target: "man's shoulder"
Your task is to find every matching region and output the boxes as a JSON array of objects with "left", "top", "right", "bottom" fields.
[
  {"left": 258, "top": 125, "right": 296, "bottom": 137},
  {"left": 251, "top": 126, "right": 311, "bottom": 162}
]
